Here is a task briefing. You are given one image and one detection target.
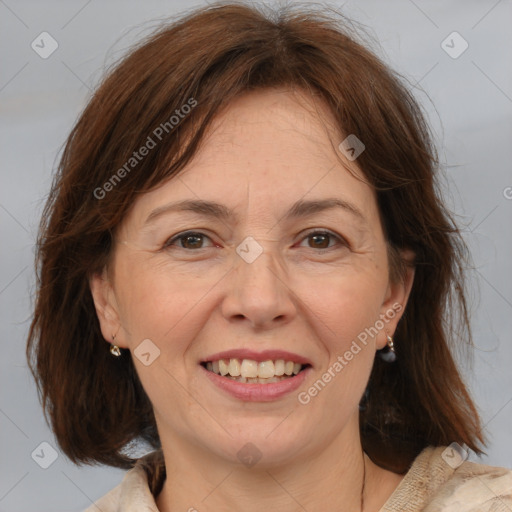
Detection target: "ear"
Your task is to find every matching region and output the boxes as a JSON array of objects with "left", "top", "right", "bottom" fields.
[
  {"left": 89, "top": 269, "right": 128, "bottom": 348},
  {"left": 376, "top": 249, "right": 415, "bottom": 350}
]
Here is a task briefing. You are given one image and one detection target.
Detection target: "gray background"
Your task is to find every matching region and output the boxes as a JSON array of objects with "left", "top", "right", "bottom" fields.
[{"left": 1, "top": 0, "right": 511, "bottom": 510}]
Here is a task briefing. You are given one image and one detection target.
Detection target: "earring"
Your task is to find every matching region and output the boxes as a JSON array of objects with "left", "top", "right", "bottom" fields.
[
  {"left": 379, "top": 335, "right": 396, "bottom": 363},
  {"left": 110, "top": 334, "right": 121, "bottom": 357}
]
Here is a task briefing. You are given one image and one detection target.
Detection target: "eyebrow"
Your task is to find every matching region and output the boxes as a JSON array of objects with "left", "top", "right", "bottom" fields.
[
  {"left": 144, "top": 197, "right": 367, "bottom": 226},
  {"left": 144, "top": 199, "right": 232, "bottom": 225},
  {"left": 283, "top": 197, "right": 366, "bottom": 223}
]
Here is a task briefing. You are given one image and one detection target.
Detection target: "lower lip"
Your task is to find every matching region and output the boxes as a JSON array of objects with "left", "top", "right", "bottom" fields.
[{"left": 200, "top": 365, "right": 311, "bottom": 402}]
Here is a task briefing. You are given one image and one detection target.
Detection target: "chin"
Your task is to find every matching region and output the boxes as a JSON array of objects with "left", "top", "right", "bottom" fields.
[{"left": 202, "top": 417, "right": 312, "bottom": 469}]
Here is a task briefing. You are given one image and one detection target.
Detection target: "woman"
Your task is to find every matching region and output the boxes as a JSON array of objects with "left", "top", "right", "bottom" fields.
[{"left": 26, "top": 2, "right": 512, "bottom": 511}]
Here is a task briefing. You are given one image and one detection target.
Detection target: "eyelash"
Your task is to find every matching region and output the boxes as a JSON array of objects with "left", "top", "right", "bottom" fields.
[
  {"left": 300, "top": 230, "right": 349, "bottom": 250},
  {"left": 163, "top": 229, "right": 348, "bottom": 251},
  {"left": 163, "top": 231, "right": 216, "bottom": 250}
]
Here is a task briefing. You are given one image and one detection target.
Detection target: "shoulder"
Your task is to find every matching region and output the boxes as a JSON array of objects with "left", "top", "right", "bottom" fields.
[
  {"left": 83, "top": 484, "right": 122, "bottom": 512},
  {"left": 381, "top": 446, "right": 512, "bottom": 512},
  {"left": 83, "top": 451, "right": 164, "bottom": 512},
  {"left": 437, "top": 453, "right": 512, "bottom": 512}
]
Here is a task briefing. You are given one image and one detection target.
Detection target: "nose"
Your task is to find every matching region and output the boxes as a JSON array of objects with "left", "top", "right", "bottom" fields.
[{"left": 221, "top": 245, "right": 297, "bottom": 330}]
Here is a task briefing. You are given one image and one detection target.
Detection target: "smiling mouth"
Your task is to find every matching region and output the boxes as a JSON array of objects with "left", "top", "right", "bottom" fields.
[{"left": 201, "top": 358, "right": 310, "bottom": 383}]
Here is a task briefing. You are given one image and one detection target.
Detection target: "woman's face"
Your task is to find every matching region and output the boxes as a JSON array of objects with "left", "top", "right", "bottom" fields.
[{"left": 91, "top": 88, "right": 412, "bottom": 468}]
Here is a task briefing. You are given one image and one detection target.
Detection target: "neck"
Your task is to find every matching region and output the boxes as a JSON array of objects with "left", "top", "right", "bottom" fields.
[{"left": 155, "top": 419, "right": 397, "bottom": 512}]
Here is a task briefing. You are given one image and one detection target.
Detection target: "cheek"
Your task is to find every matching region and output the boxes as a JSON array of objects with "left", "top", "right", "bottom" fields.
[
  {"left": 295, "top": 262, "right": 388, "bottom": 346},
  {"left": 294, "top": 270, "right": 382, "bottom": 421},
  {"left": 114, "top": 256, "right": 215, "bottom": 346}
]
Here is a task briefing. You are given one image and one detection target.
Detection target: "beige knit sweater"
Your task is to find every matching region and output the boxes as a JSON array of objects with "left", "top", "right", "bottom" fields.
[{"left": 85, "top": 446, "right": 512, "bottom": 511}]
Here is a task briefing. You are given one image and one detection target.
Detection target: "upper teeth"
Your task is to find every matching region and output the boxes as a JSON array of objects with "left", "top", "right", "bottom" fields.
[{"left": 206, "top": 359, "right": 302, "bottom": 378}]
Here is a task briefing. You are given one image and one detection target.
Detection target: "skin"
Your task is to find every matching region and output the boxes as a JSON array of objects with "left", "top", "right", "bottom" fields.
[{"left": 90, "top": 88, "right": 415, "bottom": 511}]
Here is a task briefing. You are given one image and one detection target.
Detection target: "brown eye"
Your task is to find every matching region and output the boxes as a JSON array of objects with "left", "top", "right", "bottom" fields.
[
  {"left": 165, "top": 231, "right": 213, "bottom": 250},
  {"left": 298, "top": 230, "right": 347, "bottom": 251},
  {"left": 181, "top": 234, "right": 205, "bottom": 249},
  {"left": 308, "top": 233, "right": 331, "bottom": 249}
]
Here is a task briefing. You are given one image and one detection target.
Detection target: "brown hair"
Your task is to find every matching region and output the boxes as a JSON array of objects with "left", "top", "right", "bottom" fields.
[{"left": 27, "top": 2, "right": 484, "bottom": 472}]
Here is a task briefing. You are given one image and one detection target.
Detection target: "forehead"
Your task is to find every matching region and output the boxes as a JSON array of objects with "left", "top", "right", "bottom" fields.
[
  {"left": 191, "top": 87, "right": 351, "bottom": 181},
  {"left": 129, "top": 88, "right": 379, "bottom": 226}
]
